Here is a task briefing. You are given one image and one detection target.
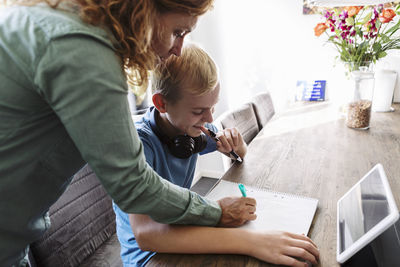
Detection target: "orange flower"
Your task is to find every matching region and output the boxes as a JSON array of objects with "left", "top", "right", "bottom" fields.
[
  {"left": 379, "top": 9, "right": 396, "bottom": 23},
  {"left": 344, "top": 6, "right": 363, "bottom": 17},
  {"left": 314, "top": 23, "right": 328, "bottom": 37}
]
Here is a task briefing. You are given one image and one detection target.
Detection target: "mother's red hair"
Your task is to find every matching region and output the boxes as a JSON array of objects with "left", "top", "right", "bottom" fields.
[{"left": 8, "top": 0, "right": 213, "bottom": 87}]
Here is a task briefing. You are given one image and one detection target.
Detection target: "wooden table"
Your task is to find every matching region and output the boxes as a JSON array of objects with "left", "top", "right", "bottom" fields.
[{"left": 148, "top": 103, "right": 400, "bottom": 266}]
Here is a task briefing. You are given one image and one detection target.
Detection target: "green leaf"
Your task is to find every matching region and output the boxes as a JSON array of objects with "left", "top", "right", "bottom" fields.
[
  {"left": 373, "top": 42, "right": 382, "bottom": 52},
  {"left": 359, "top": 41, "right": 368, "bottom": 50},
  {"left": 375, "top": 20, "right": 382, "bottom": 30},
  {"left": 385, "top": 19, "right": 400, "bottom": 36},
  {"left": 357, "top": 28, "right": 363, "bottom": 38},
  {"left": 328, "top": 35, "right": 336, "bottom": 41},
  {"left": 346, "top": 17, "right": 354, "bottom": 25},
  {"left": 331, "top": 40, "right": 341, "bottom": 46},
  {"left": 380, "top": 34, "right": 391, "bottom": 43},
  {"left": 383, "top": 39, "right": 400, "bottom": 50},
  {"left": 378, "top": 51, "right": 387, "bottom": 58},
  {"left": 341, "top": 53, "right": 351, "bottom": 62},
  {"left": 359, "top": 12, "right": 372, "bottom": 25}
]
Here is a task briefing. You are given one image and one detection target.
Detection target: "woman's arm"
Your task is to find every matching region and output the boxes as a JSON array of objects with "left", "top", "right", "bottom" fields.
[
  {"left": 129, "top": 214, "right": 319, "bottom": 267},
  {"left": 34, "top": 34, "right": 256, "bottom": 228}
]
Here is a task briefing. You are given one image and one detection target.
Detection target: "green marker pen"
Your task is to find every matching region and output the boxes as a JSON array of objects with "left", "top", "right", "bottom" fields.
[{"left": 238, "top": 183, "right": 247, "bottom": 197}]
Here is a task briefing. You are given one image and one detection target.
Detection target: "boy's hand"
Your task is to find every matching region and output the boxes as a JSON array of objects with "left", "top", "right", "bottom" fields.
[
  {"left": 246, "top": 231, "right": 319, "bottom": 266},
  {"left": 215, "top": 128, "right": 244, "bottom": 155},
  {"left": 201, "top": 126, "right": 247, "bottom": 160}
]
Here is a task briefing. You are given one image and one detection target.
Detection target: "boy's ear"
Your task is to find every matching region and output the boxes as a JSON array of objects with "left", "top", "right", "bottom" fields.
[{"left": 152, "top": 93, "right": 167, "bottom": 113}]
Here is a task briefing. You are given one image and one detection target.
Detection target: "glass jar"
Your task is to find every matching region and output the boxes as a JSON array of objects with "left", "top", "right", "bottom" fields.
[{"left": 345, "top": 62, "right": 375, "bottom": 130}]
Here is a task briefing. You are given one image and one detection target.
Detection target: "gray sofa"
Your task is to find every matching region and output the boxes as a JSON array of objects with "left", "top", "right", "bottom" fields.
[{"left": 28, "top": 164, "right": 123, "bottom": 267}]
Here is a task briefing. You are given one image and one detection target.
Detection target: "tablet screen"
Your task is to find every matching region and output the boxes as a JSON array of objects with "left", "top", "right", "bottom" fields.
[{"left": 338, "top": 167, "right": 390, "bottom": 253}]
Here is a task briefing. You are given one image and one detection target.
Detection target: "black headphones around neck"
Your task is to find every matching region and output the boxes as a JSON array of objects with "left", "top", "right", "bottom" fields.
[{"left": 149, "top": 108, "right": 208, "bottom": 159}]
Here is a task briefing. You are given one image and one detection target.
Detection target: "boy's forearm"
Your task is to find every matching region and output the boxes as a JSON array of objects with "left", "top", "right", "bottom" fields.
[
  {"left": 145, "top": 226, "right": 253, "bottom": 254},
  {"left": 162, "top": 226, "right": 253, "bottom": 254},
  {"left": 131, "top": 215, "right": 253, "bottom": 255}
]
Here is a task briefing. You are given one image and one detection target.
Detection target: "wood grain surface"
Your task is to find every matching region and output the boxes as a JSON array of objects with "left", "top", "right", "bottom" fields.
[{"left": 147, "top": 103, "right": 400, "bottom": 267}]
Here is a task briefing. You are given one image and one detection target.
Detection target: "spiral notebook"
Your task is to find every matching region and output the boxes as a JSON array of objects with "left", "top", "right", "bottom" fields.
[{"left": 206, "top": 180, "right": 318, "bottom": 235}]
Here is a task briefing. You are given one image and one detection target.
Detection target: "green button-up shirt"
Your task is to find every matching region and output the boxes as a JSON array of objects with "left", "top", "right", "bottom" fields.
[{"left": 0, "top": 5, "right": 221, "bottom": 266}]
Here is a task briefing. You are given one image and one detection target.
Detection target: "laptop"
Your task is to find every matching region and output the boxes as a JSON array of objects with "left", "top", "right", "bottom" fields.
[
  {"left": 190, "top": 176, "right": 220, "bottom": 196},
  {"left": 337, "top": 163, "right": 400, "bottom": 267}
]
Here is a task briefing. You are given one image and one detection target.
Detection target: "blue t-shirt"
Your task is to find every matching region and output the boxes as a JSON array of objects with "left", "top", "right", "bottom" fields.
[{"left": 113, "top": 107, "right": 218, "bottom": 267}]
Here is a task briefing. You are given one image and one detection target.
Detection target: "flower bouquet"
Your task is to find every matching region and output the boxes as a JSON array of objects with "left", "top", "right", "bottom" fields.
[
  {"left": 314, "top": 5, "right": 400, "bottom": 129},
  {"left": 315, "top": 5, "right": 400, "bottom": 72}
]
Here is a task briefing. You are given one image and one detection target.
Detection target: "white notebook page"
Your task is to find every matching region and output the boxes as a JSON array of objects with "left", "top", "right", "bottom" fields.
[{"left": 206, "top": 180, "right": 318, "bottom": 235}]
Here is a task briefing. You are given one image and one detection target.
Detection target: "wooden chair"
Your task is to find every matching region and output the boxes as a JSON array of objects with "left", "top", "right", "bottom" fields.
[
  {"left": 218, "top": 103, "right": 259, "bottom": 145},
  {"left": 251, "top": 92, "right": 275, "bottom": 131}
]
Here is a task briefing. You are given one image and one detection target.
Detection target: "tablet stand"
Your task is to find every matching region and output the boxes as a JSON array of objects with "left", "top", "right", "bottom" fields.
[{"left": 342, "top": 213, "right": 400, "bottom": 267}]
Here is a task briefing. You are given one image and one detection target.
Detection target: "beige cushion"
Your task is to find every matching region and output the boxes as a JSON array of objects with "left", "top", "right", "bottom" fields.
[
  {"left": 219, "top": 103, "right": 259, "bottom": 145},
  {"left": 251, "top": 92, "right": 275, "bottom": 130}
]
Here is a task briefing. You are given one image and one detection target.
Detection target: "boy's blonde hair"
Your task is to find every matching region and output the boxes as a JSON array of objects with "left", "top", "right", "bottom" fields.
[{"left": 152, "top": 43, "right": 218, "bottom": 103}]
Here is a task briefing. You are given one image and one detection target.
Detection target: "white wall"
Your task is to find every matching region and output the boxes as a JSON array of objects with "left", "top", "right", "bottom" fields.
[
  {"left": 191, "top": 0, "right": 352, "bottom": 114},
  {"left": 190, "top": 0, "right": 356, "bottom": 181},
  {"left": 191, "top": 0, "right": 400, "bottom": 182}
]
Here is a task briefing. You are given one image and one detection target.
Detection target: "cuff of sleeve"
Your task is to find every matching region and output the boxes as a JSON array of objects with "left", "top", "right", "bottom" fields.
[
  {"left": 159, "top": 189, "right": 222, "bottom": 226},
  {"left": 193, "top": 193, "right": 222, "bottom": 226},
  {"left": 132, "top": 174, "right": 222, "bottom": 226}
]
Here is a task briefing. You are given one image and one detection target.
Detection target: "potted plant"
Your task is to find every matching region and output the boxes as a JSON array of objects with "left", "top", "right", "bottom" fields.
[{"left": 314, "top": 5, "right": 400, "bottom": 129}]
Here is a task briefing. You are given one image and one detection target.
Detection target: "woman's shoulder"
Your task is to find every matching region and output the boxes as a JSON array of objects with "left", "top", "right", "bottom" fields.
[{"left": 3, "top": 5, "right": 114, "bottom": 49}]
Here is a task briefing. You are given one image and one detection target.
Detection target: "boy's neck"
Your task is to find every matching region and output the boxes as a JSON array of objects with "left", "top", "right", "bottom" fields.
[{"left": 155, "top": 110, "right": 182, "bottom": 138}]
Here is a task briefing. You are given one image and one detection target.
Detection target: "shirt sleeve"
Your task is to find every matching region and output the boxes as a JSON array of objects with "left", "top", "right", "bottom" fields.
[{"left": 33, "top": 34, "right": 221, "bottom": 226}]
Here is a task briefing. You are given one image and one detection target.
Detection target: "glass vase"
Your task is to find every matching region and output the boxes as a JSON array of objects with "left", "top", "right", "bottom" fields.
[{"left": 345, "top": 62, "right": 375, "bottom": 130}]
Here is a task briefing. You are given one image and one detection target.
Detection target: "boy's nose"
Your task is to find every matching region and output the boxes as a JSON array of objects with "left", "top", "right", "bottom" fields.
[{"left": 202, "top": 109, "right": 213, "bottom": 123}]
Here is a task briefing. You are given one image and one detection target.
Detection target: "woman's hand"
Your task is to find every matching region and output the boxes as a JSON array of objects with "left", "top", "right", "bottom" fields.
[
  {"left": 217, "top": 196, "right": 257, "bottom": 227},
  {"left": 246, "top": 231, "right": 319, "bottom": 267}
]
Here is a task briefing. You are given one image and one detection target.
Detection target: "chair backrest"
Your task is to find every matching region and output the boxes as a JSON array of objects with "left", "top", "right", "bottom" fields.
[
  {"left": 29, "top": 165, "right": 117, "bottom": 267},
  {"left": 251, "top": 92, "right": 275, "bottom": 131},
  {"left": 219, "top": 103, "right": 259, "bottom": 145}
]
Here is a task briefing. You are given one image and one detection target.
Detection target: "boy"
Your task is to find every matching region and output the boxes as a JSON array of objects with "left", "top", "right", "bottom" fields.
[{"left": 113, "top": 44, "right": 319, "bottom": 267}]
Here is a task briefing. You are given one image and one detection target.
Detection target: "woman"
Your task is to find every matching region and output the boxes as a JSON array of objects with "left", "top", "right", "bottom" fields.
[{"left": 0, "top": 1, "right": 255, "bottom": 266}]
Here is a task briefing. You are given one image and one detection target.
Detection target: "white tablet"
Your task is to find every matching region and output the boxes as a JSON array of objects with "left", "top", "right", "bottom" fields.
[{"left": 337, "top": 163, "right": 399, "bottom": 264}]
